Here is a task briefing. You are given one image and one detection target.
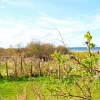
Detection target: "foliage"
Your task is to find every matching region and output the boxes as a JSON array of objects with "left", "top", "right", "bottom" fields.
[
  {"left": 26, "top": 41, "right": 41, "bottom": 57},
  {"left": 84, "top": 31, "right": 92, "bottom": 42},
  {"left": 0, "top": 32, "right": 99, "bottom": 100},
  {"left": 84, "top": 31, "right": 96, "bottom": 57},
  {"left": 51, "top": 50, "right": 67, "bottom": 66},
  {"left": 56, "top": 45, "right": 69, "bottom": 54},
  {"left": 51, "top": 51, "right": 67, "bottom": 79},
  {"left": 48, "top": 32, "right": 99, "bottom": 100},
  {"left": 0, "top": 76, "right": 100, "bottom": 100}
]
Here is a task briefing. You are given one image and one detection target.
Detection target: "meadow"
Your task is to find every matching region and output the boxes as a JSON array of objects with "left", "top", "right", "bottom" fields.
[
  {"left": 0, "top": 32, "right": 100, "bottom": 100},
  {"left": 0, "top": 51, "right": 100, "bottom": 100},
  {"left": 0, "top": 74, "right": 100, "bottom": 100}
]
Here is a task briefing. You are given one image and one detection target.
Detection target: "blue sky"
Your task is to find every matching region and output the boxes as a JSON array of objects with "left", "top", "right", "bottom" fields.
[{"left": 0, "top": 0, "right": 100, "bottom": 48}]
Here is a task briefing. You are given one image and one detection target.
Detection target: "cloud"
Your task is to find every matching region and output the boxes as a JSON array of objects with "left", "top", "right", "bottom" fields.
[
  {"left": 0, "top": 0, "right": 8, "bottom": 9},
  {"left": 0, "top": 11, "right": 100, "bottom": 48},
  {"left": 0, "top": 0, "right": 8, "bottom": 2},
  {"left": 5, "top": 0, "right": 34, "bottom": 8},
  {"left": 0, "top": 16, "right": 50, "bottom": 47},
  {"left": 38, "top": 13, "right": 100, "bottom": 46},
  {"left": 0, "top": 6, "right": 5, "bottom": 9}
]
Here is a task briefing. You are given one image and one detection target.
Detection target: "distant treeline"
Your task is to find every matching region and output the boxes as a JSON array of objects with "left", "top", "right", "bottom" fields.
[{"left": 0, "top": 41, "right": 69, "bottom": 60}]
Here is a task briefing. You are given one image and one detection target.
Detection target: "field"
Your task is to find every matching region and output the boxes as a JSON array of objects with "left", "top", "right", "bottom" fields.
[
  {"left": 1, "top": 1, "right": 100, "bottom": 99},
  {"left": 0, "top": 51, "right": 100, "bottom": 100},
  {"left": 0, "top": 76, "right": 100, "bottom": 100}
]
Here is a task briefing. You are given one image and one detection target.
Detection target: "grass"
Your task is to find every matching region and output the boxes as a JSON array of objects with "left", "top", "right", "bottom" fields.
[
  {"left": 0, "top": 51, "right": 100, "bottom": 100},
  {"left": 0, "top": 76, "right": 100, "bottom": 100},
  {"left": 0, "top": 76, "right": 65, "bottom": 100}
]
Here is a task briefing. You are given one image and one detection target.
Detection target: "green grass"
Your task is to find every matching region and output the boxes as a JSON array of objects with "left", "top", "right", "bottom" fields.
[
  {"left": 0, "top": 52, "right": 99, "bottom": 100},
  {"left": 0, "top": 76, "right": 100, "bottom": 100},
  {"left": 0, "top": 76, "right": 65, "bottom": 100}
]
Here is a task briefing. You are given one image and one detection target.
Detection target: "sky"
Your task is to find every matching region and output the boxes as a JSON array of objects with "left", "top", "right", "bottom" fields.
[{"left": 0, "top": 0, "right": 100, "bottom": 48}]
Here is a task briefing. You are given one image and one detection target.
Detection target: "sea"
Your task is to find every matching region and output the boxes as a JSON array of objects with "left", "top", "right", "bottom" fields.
[{"left": 69, "top": 47, "right": 100, "bottom": 52}]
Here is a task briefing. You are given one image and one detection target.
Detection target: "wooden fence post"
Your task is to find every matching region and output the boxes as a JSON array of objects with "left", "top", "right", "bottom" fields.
[
  {"left": 20, "top": 57, "right": 23, "bottom": 74},
  {"left": 58, "top": 64, "right": 60, "bottom": 79},
  {"left": 30, "top": 59, "right": 33, "bottom": 77},
  {"left": 13, "top": 58, "right": 18, "bottom": 79},
  {"left": 5, "top": 59, "right": 8, "bottom": 79},
  {"left": 38, "top": 60, "right": 42, "bottom": 76}
]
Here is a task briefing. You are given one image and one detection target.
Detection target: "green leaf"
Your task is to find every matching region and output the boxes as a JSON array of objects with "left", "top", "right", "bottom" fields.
[
  {"left": 90, "top": 43, "right": 95, "bottom": 48},
  {"left": 66, "top": 67, "right": 72, "bottom": 75},
  {"left": 84, "top": 31, "right": 92, "bottom": 42},
  {"left": 66, "top": 76, "right": 75, "bottom": 84}
]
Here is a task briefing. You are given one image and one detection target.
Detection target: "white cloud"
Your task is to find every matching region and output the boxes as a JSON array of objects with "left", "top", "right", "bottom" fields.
[
  {"left": 0, "top": 0, "right": 8, "bottom": 2},
  {"left": 0, "top": 17, "right": 47, "bottom": 47},
  {"left": 0, "top": 6, "right": 5, "bottom": 9},
  {"left": 0, "top": 12, "right": 100, "bottom": 48},
  {"left": 0, "top": 0, "right": 8, "bottom": 9},
  {"left": 6, "top": 0, "right": 34, "bottom": 8}
]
